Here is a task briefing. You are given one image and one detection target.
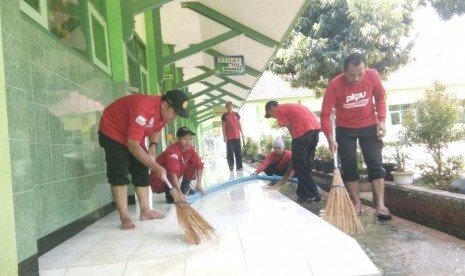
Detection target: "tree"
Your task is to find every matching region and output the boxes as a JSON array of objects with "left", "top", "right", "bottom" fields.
[
  {"left": 268, "top": 0, "right": 417, "bottom": 96},
  {"left": 420, "top": 0, "right": 465, "bottom": 20},
  {"left": 403, "top": 82, "right": 465, "bottom": 190}
]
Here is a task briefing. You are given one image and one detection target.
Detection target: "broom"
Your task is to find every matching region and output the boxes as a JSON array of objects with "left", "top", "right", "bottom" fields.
[
  {"left": 322, "top": 151, "right": 364, "bottom": 235},
  {"left": 162, "top": 176, "right": 216, "bottom": 244}
]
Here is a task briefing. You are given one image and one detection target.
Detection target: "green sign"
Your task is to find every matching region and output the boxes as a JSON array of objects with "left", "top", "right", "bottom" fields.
[{"left": 214, "top": 55, "right": 245, "bottom": 75}]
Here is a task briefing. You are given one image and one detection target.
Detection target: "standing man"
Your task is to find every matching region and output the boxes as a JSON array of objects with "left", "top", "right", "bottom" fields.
[
  {"left": 264, "top": 101, "right": 321, "bottom": 203},
  {"left": 320, "top": 52, "right": 391, "bottom": 220},
  {"left": 150, "top": 127, "right": 205, "bottom": 204},
  {"left": 98, "top": 89, "right": 190, "bottom": 230},
  {"left": 221, "top": 101, "right": 244, "bottom": 172}
]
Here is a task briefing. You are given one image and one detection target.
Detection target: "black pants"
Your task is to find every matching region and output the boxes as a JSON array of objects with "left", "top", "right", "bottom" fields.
[
  {"left": 264, "top": 164, "right": 286, "bottom": 176},
  {"left": 292, "top": 130, "right": 320, "bottom": 199},
  {"left": 336, "top": 125, "right": 384, "bottom": 182},
  {"left": 226, "top": 139, "right": 243, "bottom": 170}
]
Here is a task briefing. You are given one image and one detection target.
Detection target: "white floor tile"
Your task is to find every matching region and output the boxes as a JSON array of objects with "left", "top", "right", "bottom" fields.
[
  {"left": 185, "top": 249, "right": 248, "bottom": 276},
  {"left": 64, "top": 262, "right": 126, "bottom": 276},
  {"left": 124, "top": 256, "right": 186, "bottom": 276},
  {"left": 244, "top": 247, "right": 313, "bottom": 276}
]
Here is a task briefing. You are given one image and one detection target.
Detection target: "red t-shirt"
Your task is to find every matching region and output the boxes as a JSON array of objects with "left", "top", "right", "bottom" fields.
[
  {"left": 320, "top": 68, "right": 386, "bottom": 137},
  {"left": 274, "top": 104, "right": 320, "bottom": 138},
  {"left": 150, "top": 143, "right": 204, "bottom": 192},
  {"left": 99, "top": 95, "right": 167, "bottom": 147},
  {"left": 221, "top": 112, "right": 241, "bottom": 140},
  {"left": 256, "top": 150, "right": 293, "bottom": 174}
]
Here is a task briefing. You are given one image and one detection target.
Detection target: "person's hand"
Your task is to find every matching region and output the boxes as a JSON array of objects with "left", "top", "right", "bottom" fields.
[
  {"left": 251, "top": 171, "right": 258, "bottom": 176},
  {"left": 268, "top": 178, "right": 287, "bottom": 189},
  {"left": 328, "top": 138, "right": 338, "bottom": 153},
  {"left": 197, "top": 186, "right": 206, "bottom": 196},
  {"left": 223, "top": 136, "right": 227, "bottom": 143},
  {"left": 377, "top": 121, "right": 386, "bottom": 139},
  {"left": 152, "top": 164, "right": 166, "bottom": 180},
  {"left": 148, "top": 147, "right": 156, "bottom": 159}
]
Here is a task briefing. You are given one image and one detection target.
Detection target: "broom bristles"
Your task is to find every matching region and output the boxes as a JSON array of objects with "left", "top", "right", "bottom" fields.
[
  {"left": 322, "top": 168, "right": 364, "bottom": 235},
  {"left": 171, "top": 189, "right": 216, "bottom": 244}
]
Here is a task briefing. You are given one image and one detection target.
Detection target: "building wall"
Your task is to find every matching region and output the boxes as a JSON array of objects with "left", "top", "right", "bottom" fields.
[
  {"left": 0, "top": 0, "right": 126, "bottom": 264},
  {"left": 242, "top": 83, "right": 465, "bottom": 147}
]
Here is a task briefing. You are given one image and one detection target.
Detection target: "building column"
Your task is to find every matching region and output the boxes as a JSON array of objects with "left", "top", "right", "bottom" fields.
[{"left": 0, "top": 17, "right": 19, "bottom": 276}]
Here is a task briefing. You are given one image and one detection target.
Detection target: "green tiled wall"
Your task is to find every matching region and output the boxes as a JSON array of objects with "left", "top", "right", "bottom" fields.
[{"left": 1, "top": 1, "right": 126, "bottom": 263}]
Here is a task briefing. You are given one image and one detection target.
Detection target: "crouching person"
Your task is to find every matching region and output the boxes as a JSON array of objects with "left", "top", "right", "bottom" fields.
[
  {"left": 150, "top": 127, "right": 205, "bottom": 203},
  {"left": 253, "top": 136, "right": 293, "bottom": 187}
]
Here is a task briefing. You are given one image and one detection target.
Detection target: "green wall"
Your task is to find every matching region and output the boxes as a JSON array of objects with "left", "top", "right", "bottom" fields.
[
  {"left": 0, "top": 5, "right": 19, "bottom": 275},
  {"left": 0, "top": 0, "right": 124, "bottom": 265}
]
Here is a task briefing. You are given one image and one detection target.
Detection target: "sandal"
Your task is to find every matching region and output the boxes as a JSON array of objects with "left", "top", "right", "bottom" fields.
[{"left": 376, "top": 208, "right": 392, "bottom": 220}]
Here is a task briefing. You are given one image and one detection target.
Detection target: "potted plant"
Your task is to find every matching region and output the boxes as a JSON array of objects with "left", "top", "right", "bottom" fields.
[
  {"left": 385, "top": 141, "right": 414, "bottom": 185},
  {"left": 315, "top": 145, "right": 333, "bottom": 173}
]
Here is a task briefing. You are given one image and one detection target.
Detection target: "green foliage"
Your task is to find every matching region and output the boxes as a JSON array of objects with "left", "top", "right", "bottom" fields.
[
  {"left": 403, "top": 82, "right": 465, "bottom": 190},
  {"left": 420, "top": 0, "right": 465, "bottom": 20},
  {"left": 269, "top": 0, "right": 417, "bottom": 96},
  {"left": 260, "top": 134, "right": 274, "bottom": 153},
  {"left": 243, "top": 137, "right": 259, "bottom": 157},
  {"left": 384, "top": 140, "right": 409, "bottom": 172},
  {"left": 315, "top": 145, "right": 333, "bottom": 160}
]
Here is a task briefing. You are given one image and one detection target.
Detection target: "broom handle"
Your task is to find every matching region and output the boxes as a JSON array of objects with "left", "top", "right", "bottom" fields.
[
  {"left": 333, "top": 152, "right": 338, "bottom": 169},
  {"left": 161, "top": 175, "right": 174, "bottom": 189},
  {"left": 332, "top": 115, "right": 338, "bottom": 169}
]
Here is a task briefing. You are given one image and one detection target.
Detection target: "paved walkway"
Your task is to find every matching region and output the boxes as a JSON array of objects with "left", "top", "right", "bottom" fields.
[{"left": 38, "top": 157, "right": 378, "bottom": 276}]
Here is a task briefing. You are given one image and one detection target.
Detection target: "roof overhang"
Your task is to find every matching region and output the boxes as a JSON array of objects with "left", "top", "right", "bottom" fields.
[{"left": 135, "top": 0, "right": 309, "bottom": 124}]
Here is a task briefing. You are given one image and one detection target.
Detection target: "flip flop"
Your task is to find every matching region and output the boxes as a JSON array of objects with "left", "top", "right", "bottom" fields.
[{"left": 376, "top": 208, "right": 392, "bottom": 220}]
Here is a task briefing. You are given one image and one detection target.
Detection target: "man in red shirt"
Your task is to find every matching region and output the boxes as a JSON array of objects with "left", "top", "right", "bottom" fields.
[
  {"left": 265, "top": 101, "right": 321, "bottom": 203},
  {"left": 253, "top": 136, "right": 293, "bottom": 186},
  {"left": 98, "top": 89, "right": 189, "bottom": 230},
  {"left": 320, "top": 52, "right": 391, "bottom": 220},
  {"left": 150, "top": 127, "right": 205, "bottom": 204},
  {"left": 221, "top": 101, "right": 244, "bottom": 171}
]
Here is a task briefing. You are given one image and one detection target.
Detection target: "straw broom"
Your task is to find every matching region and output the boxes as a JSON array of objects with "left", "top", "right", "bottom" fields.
[
  {"left": 322, "top": 152, "right": 364, "bottom": 235},
  {"left": 162, "top": 176, "right": 216, "bottom": 244}
]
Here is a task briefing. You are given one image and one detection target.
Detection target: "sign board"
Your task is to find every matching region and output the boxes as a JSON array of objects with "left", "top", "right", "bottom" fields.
[
  {"left": 214, "top": 55, "right": 245, "bottom": 75},
  {"left": 163, "top": 74, "right": 174, "bottom": 80},
  {"left": 212, "top": 121, "right": 222, "bottom": 128},
  {"left": 213, "top": 106, "right": 225, "bottom": 116}
]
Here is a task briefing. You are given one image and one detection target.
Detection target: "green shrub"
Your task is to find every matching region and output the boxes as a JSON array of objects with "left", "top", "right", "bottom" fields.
[
  {"left": 243, "top": 137, "right": 259, "bottom": 157},
  {"left": 403, "top": 82, "right": 465, "bottom": 190}
]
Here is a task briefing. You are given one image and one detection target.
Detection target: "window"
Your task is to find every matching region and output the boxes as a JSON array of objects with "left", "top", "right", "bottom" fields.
[
  {"left": 21, "top": 0, "right": 48, "bottom": 28},
  {"left": 88, "top": 2, "right": 111, "bottom": 73},
  {"left": 21, "top": 0, "right": 111, "bottom": 75},
  {"left": 48, "top": 0, "right": 88, "bottom": 55},
  {"left": 389, "top": 104, "right": 412, "bottom": 125},
  {"left": 126, "top": 35, "right": 148, "bottom": 93}
]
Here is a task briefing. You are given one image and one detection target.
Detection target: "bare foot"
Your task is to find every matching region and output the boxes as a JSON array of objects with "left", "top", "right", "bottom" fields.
[
  {"left": 140, "top": 209, "right": 165, "bottom": 220},
  {"left": 121, "top": 216, "right": 135, "bottom": 230}
]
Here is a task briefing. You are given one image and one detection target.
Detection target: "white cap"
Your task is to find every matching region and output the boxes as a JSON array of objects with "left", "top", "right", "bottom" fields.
[{"left": 273, "top": 136, "right": 284, "bottom": 148}]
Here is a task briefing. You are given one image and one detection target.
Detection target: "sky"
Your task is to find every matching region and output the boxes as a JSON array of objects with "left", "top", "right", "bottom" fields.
[{"left": 384, "top": 6, "right": 465, "bottom": 89}]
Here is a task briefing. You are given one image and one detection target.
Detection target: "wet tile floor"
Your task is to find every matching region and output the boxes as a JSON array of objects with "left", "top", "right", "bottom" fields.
[
  {"left": 38, "top": 156, "right": 465, "bottom": 275},
  {"left": 278, "top": 184, "right": 465, "bottom": 275}
]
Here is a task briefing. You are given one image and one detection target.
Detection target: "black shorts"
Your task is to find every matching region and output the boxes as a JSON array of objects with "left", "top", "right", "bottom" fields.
[
  {"left": 336, "top": 125, "right": 384, "bottom": 182},
  {"left": 98, "top": 132, "right": 149, "bottom": 187}
]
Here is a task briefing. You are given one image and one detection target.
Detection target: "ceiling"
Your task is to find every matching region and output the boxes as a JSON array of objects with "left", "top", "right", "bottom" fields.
[{"left": 135, "top": 0, "right": 309, "bottom": 125}]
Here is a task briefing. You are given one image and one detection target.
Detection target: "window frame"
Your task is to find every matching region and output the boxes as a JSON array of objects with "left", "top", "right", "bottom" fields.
[
  {"left": 20, "top": 0, "right": 112, "bottom": 76},
  {"left": 87, "top": 2, "right": 112, "bottom": 75},
  {"left": 20, "top": 0, "right": 48, "bottom": 28}
]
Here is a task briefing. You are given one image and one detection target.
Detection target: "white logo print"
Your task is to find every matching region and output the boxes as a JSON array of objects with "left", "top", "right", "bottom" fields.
[
  {"left": 147, "top": 117, "right": 154, "bottom": 127},
  {"left": 170, "top": 153, "right": 179, "bottom": 160},
  {"left": 135, "top": 115, "right": 147, "bottom": 126},
  {"left": 344, "top": 91, "right": 368, "bottom": 109}
]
